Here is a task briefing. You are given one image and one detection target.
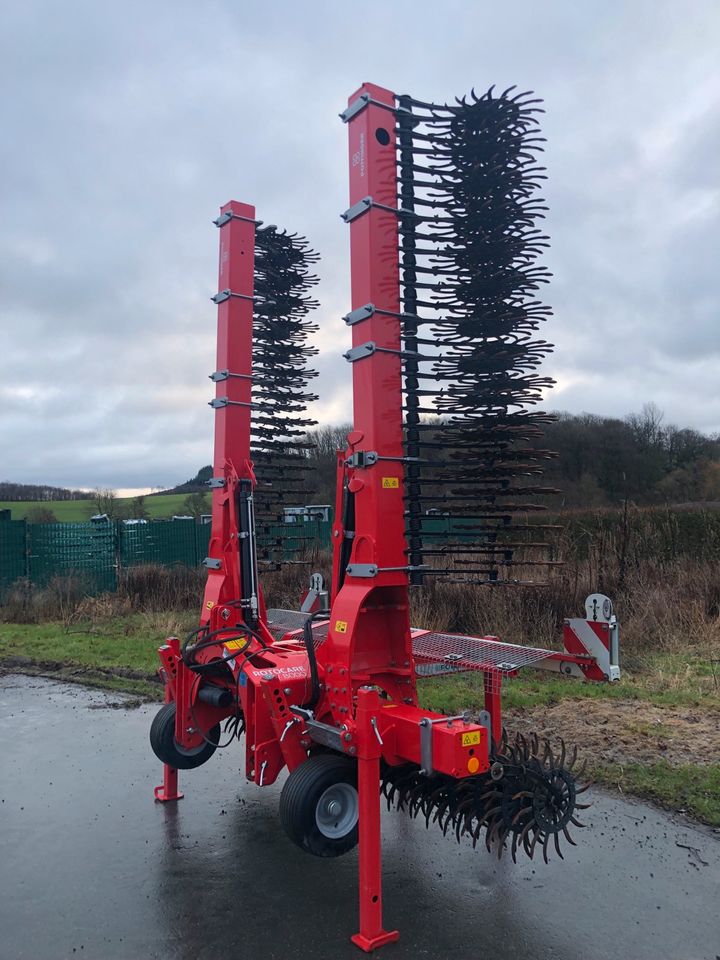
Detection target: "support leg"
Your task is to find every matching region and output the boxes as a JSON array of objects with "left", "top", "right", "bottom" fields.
[
  {"left": 351, "top": 688, "right": 399, "bottom": 952},
  {"left": 484, "top": 669, "right": 503, "bottom": 747},
  {"left": 154, "top": 667, "right": 184, "bottom": 802},
  {"left": 154, "top": 764, "right": 184, "bottom": 802}
]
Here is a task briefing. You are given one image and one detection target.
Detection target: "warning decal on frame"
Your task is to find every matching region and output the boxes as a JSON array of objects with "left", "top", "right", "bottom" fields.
[
  {"left": 461, "top": 731, "right": 481, "bottom": 747},
  {"left": 382, "top": 477, "right": 399, "bottom": 488},
  {"left": 225, "top": 638, "right": 250, "bottom": 651},
  {"left": 335, "top": 620, "right": 348, "bottom": 633}
]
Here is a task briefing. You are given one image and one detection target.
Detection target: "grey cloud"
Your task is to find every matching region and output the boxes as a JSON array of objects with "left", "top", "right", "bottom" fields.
[{"left": 2, "top": 0, "right": 720, "bottom": 488}]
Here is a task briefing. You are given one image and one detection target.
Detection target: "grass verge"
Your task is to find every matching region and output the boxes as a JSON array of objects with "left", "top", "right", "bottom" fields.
[
  {"left": 418, "top": 660, "right": 720, "bottom": 713},
  {"left": 0, "top": 615, "right": 192, "bottom": 698},
  {"left": 2, "top": 616, "right": 719, "bottom": 827},
  {"left": 592, "top": 761, "right": 720, "bottom": 827}
]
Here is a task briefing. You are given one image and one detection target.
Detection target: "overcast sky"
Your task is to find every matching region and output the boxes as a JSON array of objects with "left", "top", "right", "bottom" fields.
[{"left": 1, "top": 1, "right": 719, "bottom": 492}]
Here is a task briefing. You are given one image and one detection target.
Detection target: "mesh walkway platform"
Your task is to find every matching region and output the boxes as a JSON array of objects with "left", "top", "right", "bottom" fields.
[{"left": 266, "top": 609, "right": 552, "bottom": 674}]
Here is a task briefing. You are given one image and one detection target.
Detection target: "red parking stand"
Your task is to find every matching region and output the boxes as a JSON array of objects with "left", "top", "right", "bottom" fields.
[
  {"left": 352, "top": 687, "right": 399, "bottom": 952},
  {"left": 154, "top": 683, "right": 184, "bottom": 802}
]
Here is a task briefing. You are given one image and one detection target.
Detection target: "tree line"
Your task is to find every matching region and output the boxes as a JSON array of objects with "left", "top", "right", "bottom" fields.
[
  {"left": 297, "top": 404, "right": 720, "bottom": 510},
  {"left": 0, "top": 482, "right": 92, "bottom": 502},
  {"left": 539, "top": 404, "right": 720, "bottom": 507},
  {"left": 7, "top": 404, "right": 718, "bottom": 522}
]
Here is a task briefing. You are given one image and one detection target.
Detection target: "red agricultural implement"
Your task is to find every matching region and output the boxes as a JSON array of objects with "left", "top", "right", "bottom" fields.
[{"left": 150, "top": 82, "right": 621, "bottom": 951}]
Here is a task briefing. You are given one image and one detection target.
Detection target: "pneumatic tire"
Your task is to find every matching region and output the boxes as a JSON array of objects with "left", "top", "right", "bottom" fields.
[
  {"left": 149, "top": 701, "right": 220, "bottom": 770},
  {"left": 279, "top": 754, "right": 359, "bottom": 858}
]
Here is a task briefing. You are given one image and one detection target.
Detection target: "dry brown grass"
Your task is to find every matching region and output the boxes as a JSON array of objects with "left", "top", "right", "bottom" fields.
[{"left": 3, "top": 509, "right": 720, "bottom": 661}]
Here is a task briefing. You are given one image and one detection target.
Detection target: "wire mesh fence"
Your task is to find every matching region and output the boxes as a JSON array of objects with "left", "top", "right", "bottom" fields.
[{"left": 0, "top": 518, "right": 333, "bottom": 597}]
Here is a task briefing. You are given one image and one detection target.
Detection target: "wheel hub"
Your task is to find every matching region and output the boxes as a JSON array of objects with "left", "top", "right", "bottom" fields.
[{"left": 315, "top": 782, "right": 359, "bottom": 839}]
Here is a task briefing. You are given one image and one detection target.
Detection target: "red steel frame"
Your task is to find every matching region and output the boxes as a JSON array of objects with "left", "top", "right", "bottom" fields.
[
  {"left": 154, "top": 84, "right": 619, "bottom": 952},
  {"left": 203, "top": 200, "right": 256, "bottom": 619}
]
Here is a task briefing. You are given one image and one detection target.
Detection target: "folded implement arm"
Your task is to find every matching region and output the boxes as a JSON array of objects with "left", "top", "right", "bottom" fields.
[{"left": 150, "top": 82, "right": 621, "bottom": 953}]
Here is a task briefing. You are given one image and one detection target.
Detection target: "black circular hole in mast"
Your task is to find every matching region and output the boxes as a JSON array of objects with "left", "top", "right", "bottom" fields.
[{"left": 375, "top": 127, "right": 390, "bottom": 146}]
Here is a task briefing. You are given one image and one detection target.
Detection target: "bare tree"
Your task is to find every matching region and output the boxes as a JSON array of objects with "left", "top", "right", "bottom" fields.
[
  {"left": 183, "top": 491, "right": 210, "bottom": 520},
  {"left": 90, "top": 488, "right": 118, "bottom": 519},
  {"left": 129, "top": 495, "right": 149, "bottom": 520}
]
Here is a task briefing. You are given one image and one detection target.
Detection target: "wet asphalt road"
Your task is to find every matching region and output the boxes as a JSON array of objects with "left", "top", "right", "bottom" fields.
[{"left": 1, "top": 675, "right": 719, "bottom": 960}]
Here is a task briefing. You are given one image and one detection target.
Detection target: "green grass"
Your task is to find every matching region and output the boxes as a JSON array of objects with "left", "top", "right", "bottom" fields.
[
  {"left": 3, "top": 618, "right": 718, "bottom": 713},
  {"left": 0, "top": 615, "right": 195, "bottom": 697},
  {"left": 418, "top": 660, "right": 720, "bottom": 714},
  {"left": 3, "top": 616, "right": 719, "bottom": 825},
  {"left": 0, "top": 493, "right": 193, "bottom": 522},
  {"left": 592, "top": 761, "right": 720, "bottom": 826}
]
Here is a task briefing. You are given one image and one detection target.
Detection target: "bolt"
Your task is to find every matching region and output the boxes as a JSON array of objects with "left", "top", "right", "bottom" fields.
[
  {"left": 343, "top": 732, "right": 352, "bottom": 742},
  {"left": 284, "top": 687, "right": 292, "bottom": 695},
  {"left": 348, "top": 746, "right": 356, "bottom": 755}
]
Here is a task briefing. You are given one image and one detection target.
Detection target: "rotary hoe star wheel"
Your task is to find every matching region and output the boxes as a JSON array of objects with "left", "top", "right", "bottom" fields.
[{"left": 381, "top": 731, "right": 591, "bottom": 863}]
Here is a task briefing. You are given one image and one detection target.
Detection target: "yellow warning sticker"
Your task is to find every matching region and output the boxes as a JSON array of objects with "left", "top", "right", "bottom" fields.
[
  {"left": 335, "top": 620, "right": 348, "bottom": 634},
  {"left": 206, "top": 601, "right": 215, "bottom": 610},
  {"left": 462, "top": 731, "right": 481, "bottom": 747},
  {"left": 225, "top": 637, "right": 250, "bottom": 651},
  {"left": 382, "top": 477, "right": 399, "bottom": 489}
]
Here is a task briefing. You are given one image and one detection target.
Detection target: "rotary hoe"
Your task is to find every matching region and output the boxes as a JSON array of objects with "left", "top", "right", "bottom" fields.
[{"left": 150, "top": 81, "right": 621, "bottom": 951}]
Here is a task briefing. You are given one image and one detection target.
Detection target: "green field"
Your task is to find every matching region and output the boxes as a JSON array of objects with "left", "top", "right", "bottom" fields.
[{"left": 0, "top": 494, "right": 193, "bottom": 522}]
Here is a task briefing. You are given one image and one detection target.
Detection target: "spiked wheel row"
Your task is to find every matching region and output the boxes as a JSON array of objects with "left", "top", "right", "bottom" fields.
[
  {"left": 396, "top": 87, "right": 558, "bottom": 584},
  {"left": 381, "top": 732, "right": 590, "bottom": 863},
  {"left": 251, "top": 227, "right": 319, "bottom": 565}
]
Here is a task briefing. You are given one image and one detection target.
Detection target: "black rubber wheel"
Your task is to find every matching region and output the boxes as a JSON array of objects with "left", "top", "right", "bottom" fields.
[
  {"left": 280, "top": 754, "right": 359, "bottom": 858},
  {"left": 149, "top": 701, "right": 220, "bottom": 770}
]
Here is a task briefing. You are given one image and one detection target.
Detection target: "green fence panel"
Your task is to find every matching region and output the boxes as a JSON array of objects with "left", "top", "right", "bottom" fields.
[
  {"left": 196, "top": 523, "right": 212, "bottom": 559},
  {"left": 28, "top": 521, "right": 117, "bottom": 592},
  {"left": 119, "top": 520, "right": 202, "bottom": 567},
  {"left": 259, "top": 520, "right": 332, "bottom": 559},
  {"left": 0, "top": 517, "right": 333, "bottom": 598},
  {"left": 0, "top": 520, "right": 28, "bottom": 587}
]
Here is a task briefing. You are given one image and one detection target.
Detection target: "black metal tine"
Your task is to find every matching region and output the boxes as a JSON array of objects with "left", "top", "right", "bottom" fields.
[{"left": 562, "top": 826, "right": 577, "bottom": 847}]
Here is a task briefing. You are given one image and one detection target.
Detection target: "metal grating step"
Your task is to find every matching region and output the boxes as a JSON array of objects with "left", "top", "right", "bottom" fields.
[
  {"left": 266, "top": 608, "right": 329, "bottom": 647},
  {"left": 411, "top": 630, "right": 551, "bottom": 676},
  {"left": 266, "top": 611, "right": 553, "bottom": 671}
]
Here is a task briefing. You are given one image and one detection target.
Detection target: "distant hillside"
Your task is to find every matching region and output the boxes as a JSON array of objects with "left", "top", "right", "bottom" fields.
[
  {"left": 0, "top": 481, "right": 92, "bottom": 502},
  {"left": 150, "top": 465, "right": 213, "bottom": 496}
]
